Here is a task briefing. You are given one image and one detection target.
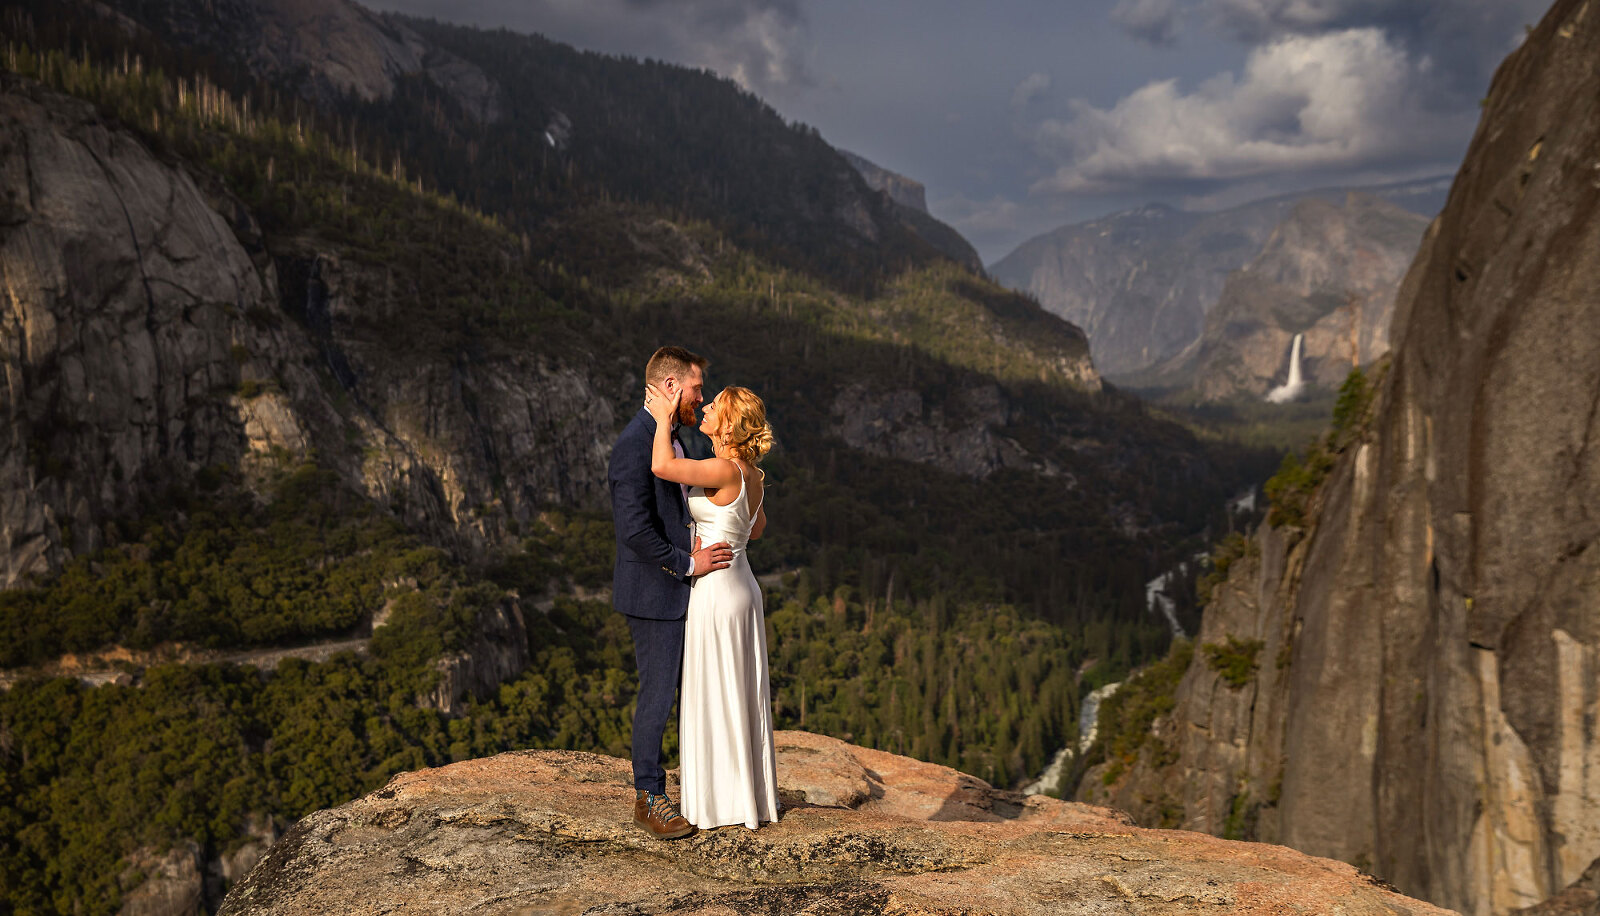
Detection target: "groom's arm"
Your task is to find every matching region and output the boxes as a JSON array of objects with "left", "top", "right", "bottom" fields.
[{"left": 610, "top": 433, "right": 694, "bottom": 581}]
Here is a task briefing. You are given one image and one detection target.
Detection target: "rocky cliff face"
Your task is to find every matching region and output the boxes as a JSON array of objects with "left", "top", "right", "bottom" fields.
[
  {"left": 218, "top": 730, "right": 1451, "bottom": 915},
  {"left": 1082, "top": 2, "right": 1600, "bottom": 912},
  {"left": 839, "top": 149, "right": 928, "bottom": 213},
  {"left": 1158, "top": 193, "right": 1430, "bottom": 401},
  {"left": 0, "top": 78, "right": 615, "bottom": 592},
  {"left": 831, "top": 383, "right": 1043, "bottom": 480},
  {"left": 990, "top": 203, "right": 1222, "bottom": 376},
  {"left": 118, "top": 816, "right": 281, "bottom": 916},
  {"left": 0, "top": 77, "right": 271, "bottom": 586},
  {"left": 839, "top": 149, "right": 985, "bottom": 274},
  {"left": 990, "top": 180, "right": 1442, "bottom": 379}
]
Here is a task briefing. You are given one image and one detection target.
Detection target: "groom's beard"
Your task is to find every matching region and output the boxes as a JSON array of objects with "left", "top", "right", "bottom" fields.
[{"left": 677, "top": 402, "right": 698, "bottom": 426}]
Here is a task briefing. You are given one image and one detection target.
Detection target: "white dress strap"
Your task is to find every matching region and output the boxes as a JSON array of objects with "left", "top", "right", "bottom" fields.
[{"left": 746, "top": 467, "right": 763, "bottom": 519}]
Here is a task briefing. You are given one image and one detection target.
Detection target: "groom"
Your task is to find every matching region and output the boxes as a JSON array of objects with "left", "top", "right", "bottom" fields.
[{"left": 608, "top": 345, "right": 733, "bottom": 839}]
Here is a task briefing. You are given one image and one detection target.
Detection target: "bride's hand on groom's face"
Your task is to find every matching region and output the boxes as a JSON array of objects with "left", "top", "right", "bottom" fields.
[{"left": 644, "top": 382, "right": 680, "bottom": 426}]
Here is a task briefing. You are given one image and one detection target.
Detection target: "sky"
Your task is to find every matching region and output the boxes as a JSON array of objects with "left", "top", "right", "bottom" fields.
[{"left": 363, "top": 0, "right": 1552, "bottom": 264}]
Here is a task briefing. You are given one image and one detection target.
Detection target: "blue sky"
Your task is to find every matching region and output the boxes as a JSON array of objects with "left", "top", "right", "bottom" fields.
[{"left": 364, "top": 0, "right": 1551, "bottom": 262}]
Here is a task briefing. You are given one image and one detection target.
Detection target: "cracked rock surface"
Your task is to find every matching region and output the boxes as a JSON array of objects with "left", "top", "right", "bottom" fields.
[{"left": 219, "top": 731, "right": 1450, "bottom": 915}]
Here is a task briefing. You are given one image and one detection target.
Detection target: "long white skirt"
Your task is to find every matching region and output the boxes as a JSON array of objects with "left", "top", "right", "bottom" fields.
[{"left": 678, "top": 555, "right": 779, "bottom": 829}]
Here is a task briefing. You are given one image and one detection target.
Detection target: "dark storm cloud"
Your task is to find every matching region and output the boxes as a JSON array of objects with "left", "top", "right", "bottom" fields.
[
  {"left": 1110, "top": 0, "right": 1183, "bottom": 46},
  {"left": 1205, "top": 0, "right": 1420, "bottom": 40},
  {"left": 622, "top": 0, "right": 804, "bottom": 21}
]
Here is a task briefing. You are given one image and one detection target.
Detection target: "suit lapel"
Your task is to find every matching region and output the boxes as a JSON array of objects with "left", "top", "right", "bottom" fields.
[{"left": 638, "top": 407, "right": 690, "bottom": 515}]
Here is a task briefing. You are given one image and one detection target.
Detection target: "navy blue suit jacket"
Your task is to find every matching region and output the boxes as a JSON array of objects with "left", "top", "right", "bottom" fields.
[{"left": 609, "top": 407, "right": 694, "bottom": 620}]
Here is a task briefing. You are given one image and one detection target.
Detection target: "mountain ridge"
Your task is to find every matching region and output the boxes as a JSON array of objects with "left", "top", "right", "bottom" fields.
[{"left": 989, "top": 177, "right": 1447, "bottom": 380}]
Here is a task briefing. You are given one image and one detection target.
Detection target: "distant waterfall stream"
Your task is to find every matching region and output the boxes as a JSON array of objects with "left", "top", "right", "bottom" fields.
[
  {"left": 1145, "top": 569, "right": 1186, "bottom": 639},
  {"left": 1145, "top": 549, "right": 1210, "bottom": 639},
  {"left": 1266, "top": 333, "right": 1306, "bottom": 403},
  {"left": 1021, "top": 681, "right": 1123, "bottom": 796},
  {"left": 1021, "top": 554, "right": 1198, "bottom": 795}
]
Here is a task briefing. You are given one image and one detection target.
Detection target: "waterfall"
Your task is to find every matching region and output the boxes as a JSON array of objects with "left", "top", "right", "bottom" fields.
[
  {"left": 1145, "top": 569, "right": 1186, "bottom": 639},
  {"left": 1019, "top": 681, "right": 1123, "bottom": 796},
  {"left": 1077, "top": 681, "right": 1123, "bottom": 754},
  {"left": 1266, "top": 333, "right": 1306, "bottom": 403}
]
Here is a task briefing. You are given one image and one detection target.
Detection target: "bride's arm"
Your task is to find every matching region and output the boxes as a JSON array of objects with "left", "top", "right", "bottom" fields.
[
  {"left": 750, "top": 504, "right": 767, "bottom": 540},
  {"left": 645, "top": 386, "right": 740, "bottom": 489}
]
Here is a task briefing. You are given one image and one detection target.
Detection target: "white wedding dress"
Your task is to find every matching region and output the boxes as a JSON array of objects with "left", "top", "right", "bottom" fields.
[{"left": 678, "top": 466, "right": 779, "bottom": 829}]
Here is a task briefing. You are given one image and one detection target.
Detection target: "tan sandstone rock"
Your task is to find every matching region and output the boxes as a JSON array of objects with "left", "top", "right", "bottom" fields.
[{"left": 218, "top": 731, "right": 1452, "bottom": 915}]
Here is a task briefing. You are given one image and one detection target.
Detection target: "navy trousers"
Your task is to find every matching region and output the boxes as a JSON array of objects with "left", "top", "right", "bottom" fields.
[{"left": 627, "top": 613, "right": 686, "bottom": 795}]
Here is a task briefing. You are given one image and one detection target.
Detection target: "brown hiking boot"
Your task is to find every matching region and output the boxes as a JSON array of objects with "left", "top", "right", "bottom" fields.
[{"left": 634, "top": 790, "right": 694, "bottom": 839}]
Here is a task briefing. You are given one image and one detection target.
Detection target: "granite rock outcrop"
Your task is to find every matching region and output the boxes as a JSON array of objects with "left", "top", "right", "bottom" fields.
[
  {"left": 839, "top": 149, "right": 985, "bottom": 273},
  {"left": 1081, "top": 2, "right": 1600, "bottom": 912},
  {"left": 830, "top": 383, "right": 1039, "bottom": 480},
  {"left": 0, "top": 77, "right": 271, "bottom": 586},
  {"left": 840, "top": 150, "right": 929, "bottom": 214},
  {"left": 219, "top": 730, "right": 1452, "bottom": 916}
]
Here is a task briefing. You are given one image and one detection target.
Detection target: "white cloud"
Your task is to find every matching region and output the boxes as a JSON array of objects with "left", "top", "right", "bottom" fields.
[
  {"left": 1010, "top": 72, "right": 1052, "bottom": 110},
  {"left": 685, "top": 3, "right": 814, "bottom": 91},
  {"left": 1111, "top": 0, "right": 1183, "bottom": 45},
  {"left": 1030, "top": 27, "right": 1466, "bottom": 195},
  {"left": 1197, "top": 0, "right": 1547, "bottom": 101}
]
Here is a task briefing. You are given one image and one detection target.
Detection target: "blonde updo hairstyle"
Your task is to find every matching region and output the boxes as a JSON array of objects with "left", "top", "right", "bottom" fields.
[{"left": 711, "top": 386, "right": 774, "bottom": 465}]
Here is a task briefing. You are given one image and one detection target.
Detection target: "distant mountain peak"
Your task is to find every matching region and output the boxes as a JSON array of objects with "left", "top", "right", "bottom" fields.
[{"left": 835, "top": 148, "right": 986, "bottom": 274}]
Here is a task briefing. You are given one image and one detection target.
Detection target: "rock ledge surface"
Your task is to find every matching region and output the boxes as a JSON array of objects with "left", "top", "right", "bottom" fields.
[{"left": 220, "top": 731, "right": 1452, "bottom": 915}]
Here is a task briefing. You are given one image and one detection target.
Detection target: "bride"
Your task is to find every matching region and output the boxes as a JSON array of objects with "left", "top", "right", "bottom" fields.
[{"left": 643, "top": 382, "right": 779, "bottom": 830}]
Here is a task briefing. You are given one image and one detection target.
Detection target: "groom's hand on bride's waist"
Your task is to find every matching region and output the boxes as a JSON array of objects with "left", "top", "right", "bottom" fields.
[{"left": 691, "top": 535, "right": 734, "bottom": 576}]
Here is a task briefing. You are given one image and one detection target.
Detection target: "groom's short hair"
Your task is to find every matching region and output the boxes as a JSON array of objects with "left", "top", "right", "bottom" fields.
[{"left": 645, "top": 346, "right": 708, "bottom": 385}]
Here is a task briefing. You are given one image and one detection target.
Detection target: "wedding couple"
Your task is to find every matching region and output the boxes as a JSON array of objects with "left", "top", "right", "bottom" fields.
[{"left": 607, "top": 346, "right": 779, "bottom": 838}]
